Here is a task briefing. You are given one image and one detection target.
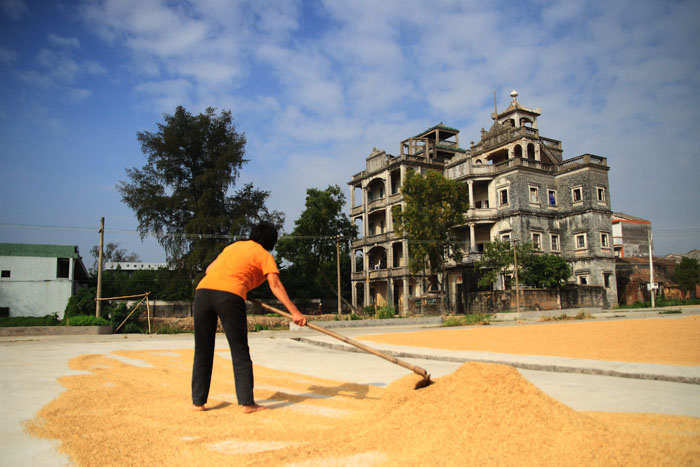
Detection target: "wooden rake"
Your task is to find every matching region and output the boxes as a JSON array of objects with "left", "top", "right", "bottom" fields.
[{"left": 248, "top": 299, "right": 433, "bottom": 389}]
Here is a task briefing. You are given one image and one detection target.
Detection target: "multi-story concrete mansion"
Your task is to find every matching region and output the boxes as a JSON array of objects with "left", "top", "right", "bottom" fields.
[{"left": 348, "top": 91, "right": 618, "bottom": 313}]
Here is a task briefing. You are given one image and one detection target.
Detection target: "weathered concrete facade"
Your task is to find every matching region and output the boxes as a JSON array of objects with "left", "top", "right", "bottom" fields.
[
  {"left": 611, "top": 212, "right": 652, "bottom": 258},
  {"left": 348, "top": 92, "right": 618, "bottom": 313}
]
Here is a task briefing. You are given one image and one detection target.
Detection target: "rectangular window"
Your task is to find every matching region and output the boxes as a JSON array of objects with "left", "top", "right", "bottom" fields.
[
  {"left": 577, "top": 274, "right": 589, "bottom": 285},
  {"left": 1, "top": 270, "right": 10, "bottom": 278},
  {"left": 597, "top": 186, "right": 606, "bottom": 202},
  {"left": 603, "top": 272, "right": 612, "bottom": 288},
  {"left": 498, "top": 188, "right": 509, "bottom": 206},
  {"left": 531, "top": 232, "right": 542, "bottom": 250},
  {"left": 57, "top": 258, "right": 70, "bottom": 278},
  {"left": 0, "top": 307, "right": 9, "bottom": 318},
  {"left": 575, "top": 233, "right": 587, "bottom": 250},
  {"left": 550, "top": 234, "right": 560, "bottom": 252},
  {"left": 600, "top": 232, "right": 610, "bottom": 248},
  {"left": 547, "top": 189, "right": 557, "bottom": 206},
  {"left": 572, "top": 187, "right": 583, "bottom": 203},
  {"left": 529, "top": 186, "right": 539, "bottom": 204},
  {"left": 501, "top": 234, "right": 511, "bottom": 243}
]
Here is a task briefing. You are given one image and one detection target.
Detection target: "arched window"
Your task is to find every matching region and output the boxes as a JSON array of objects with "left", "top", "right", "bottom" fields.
[
  {"left": 527, "top": 143, "right": 535, "bottom": 159},
  {"left": 514, "top": 144, "right": 523, "bottom": 158}
]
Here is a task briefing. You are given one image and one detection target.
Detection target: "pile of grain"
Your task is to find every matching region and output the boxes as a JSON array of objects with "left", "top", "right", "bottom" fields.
[
  {"left": 27, "top": 346, "right": 700, "bottom": 466},
  {"left": 361, "top": 315, "right": 700, "bottom": 365}
]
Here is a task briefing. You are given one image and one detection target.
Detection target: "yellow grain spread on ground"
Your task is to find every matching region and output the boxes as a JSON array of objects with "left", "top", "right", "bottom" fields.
[
  {"left": 361, "top": 316, "right": 700, "bottom": 365},
  {"left": 26, "top": 316, "right": 700, "bottom": 466}
]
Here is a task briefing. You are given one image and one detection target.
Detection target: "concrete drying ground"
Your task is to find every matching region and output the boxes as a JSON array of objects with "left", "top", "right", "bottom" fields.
[{"left": 2, "top": 309, "right": 700, "bottom": 465}]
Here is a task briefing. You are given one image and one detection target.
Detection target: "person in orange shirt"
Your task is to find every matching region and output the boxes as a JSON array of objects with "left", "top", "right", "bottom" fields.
[{"left": 191, "top": 221, "right": 307, "bottom": 413}]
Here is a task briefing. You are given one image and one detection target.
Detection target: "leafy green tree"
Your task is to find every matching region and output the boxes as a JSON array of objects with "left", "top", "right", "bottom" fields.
[
  {"left": 476, "top": 240, "right": 536, "bottom": 289},
  {"left": 88, "top": 242, "right": 139, "bottom": 275},
  {"left": 676, "top": 257, "right": 700, "bottom": 299},
  {"left": 520, "top": 253, "right": 571, "bottom": 288},
  {"left": 117, "top": 106, "right": 283, "bottom": 281},
  {"left": 392, "top": 170, "right": 469, "bottom": 301},
  {"left": 275, "top": 185, "right": 357, "bottom": 302}
]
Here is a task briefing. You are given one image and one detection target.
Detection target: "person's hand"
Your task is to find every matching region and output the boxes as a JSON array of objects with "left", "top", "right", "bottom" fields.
[{"left": 291, "top": 311, "right": 307, "bottom": 326}]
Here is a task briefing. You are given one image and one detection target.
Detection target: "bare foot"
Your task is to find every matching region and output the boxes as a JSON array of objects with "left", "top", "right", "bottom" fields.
[
  {"left": 241, "top": 403, "right": 266, "bottom": 414},
  {"left": 191, "top": 404, "right": 206, "bottom": 411}
]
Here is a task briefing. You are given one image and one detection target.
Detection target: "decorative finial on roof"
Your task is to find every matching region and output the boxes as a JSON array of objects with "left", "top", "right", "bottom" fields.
[{"left": 510, "top": 90, "right": 518, "bottom": 102}]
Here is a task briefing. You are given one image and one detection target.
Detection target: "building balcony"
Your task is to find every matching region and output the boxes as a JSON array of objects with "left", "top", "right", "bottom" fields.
[
  {"left": 556, "top": 154, "right": 607, "bottom": 173},
  {"left": 494, "top": 157, "right": 554, "bottom": 174},
  {"left": 367, "top": 197, "right": 387, "bottom": 211},
  {"left": 351, "top": 232, "right": 393, "bottom": 249},
  {"left": 465, "top": 208, "right": 498, "bottom": 221}
]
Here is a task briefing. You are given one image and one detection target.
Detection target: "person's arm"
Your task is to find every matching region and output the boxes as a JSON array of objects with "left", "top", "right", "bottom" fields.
[{"left": 267, "top": 272, "right": 307, "bottom": 326}]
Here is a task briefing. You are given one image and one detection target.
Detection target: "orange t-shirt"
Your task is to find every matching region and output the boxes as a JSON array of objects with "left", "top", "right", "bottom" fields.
[{"left": 196, "top": 240, "right": 279, "bottom": 300}]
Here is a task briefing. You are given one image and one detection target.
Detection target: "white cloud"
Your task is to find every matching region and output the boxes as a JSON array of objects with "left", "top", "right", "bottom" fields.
[
  {"left": 0, "top": 0, "right": 28, "bottom": 19},
  {"left": 66, "top": 88, "right": 92, "bottom": 102},
  {"left": 47, "top": 33, "right": 80, "bottom": 48},
  {"left": 134, "top": 79, "right": 193, "bottom": 113},
  {"left": 0, "top": 45, "right": 17, "bottom": 63}
]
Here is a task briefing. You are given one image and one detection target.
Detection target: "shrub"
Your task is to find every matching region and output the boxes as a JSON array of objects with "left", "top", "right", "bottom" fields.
[
  {"left": 64, "top": 287, "right": 97, "bottom": 318},
  {"left": 443, "top": 314, "right": 491, "bottom": 327},
  {"left": 361, "top": 305, "right": 375, "bottom": 316},
  {"left": 349, "top": 313, "right": 363, "bottom": 320},
  {"left": 65, "top": 315, "right": 110, "bottom": 326},
  {"left": 375, "top": 305, "right": 395, "bottom": 319},
  {"left": 252, "top": 323, "right": 269, "bottom": 332},
  {"left": 0, "top": 314, "right": 60, "bottom": 327},
  {"left": 109, "top": 302, "right": 144, "bottom": 333}
]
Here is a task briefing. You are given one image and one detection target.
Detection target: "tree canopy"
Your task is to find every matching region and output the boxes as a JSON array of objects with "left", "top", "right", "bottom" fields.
[
  {"left": 520, "top": 252, "right": 571, "bottom": 288},
  {"left": 88, "top": 242, "right": 139, "bottom": 275},
  {"left": 275, "top": 185, "right": 357, "bottom": 300},
  {"left": 392, "top": 170, "right": 469, "bottom": 277},
  {"left": 676, "top": 257, "right": 700, "bottom": 298},
  {"left": 476, "top": 240, "right": 571, "bottom": 289},
  {"left": 117, "top": 106, "right": 283, "bottom": 279}
]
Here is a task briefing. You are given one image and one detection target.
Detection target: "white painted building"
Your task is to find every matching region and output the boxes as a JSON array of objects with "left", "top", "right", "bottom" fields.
[
  {"left": 104, "top": 262, "right": 169, "bottom": 271},
  {"left": 0, "top": 243, "right": 89, "bottom": 319}
]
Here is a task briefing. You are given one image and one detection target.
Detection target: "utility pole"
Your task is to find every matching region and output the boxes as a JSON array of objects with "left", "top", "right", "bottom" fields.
[
  {"left": 335, "top": 235, "right": 342, "bottom": 316},
  {"left": 96, "top": 217, "right": 105, "bottom": 317},
  {"left": 648, "top": 230, "right": 655, "bottom": 309},
  {"left": 513, "top": 240, "right": 521, "bottom": 312}
]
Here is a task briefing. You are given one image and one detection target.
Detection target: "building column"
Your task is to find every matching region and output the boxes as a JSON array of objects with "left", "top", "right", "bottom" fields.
[
  {"left": 361, "top": 180, "right": 369, "bottom": 238},
  {"left": 467, "top": 180, "right": 474, "bottom": 207},
  {"left": 351, "top": 280, "right": 357, "bottom": 308},
  {"left": 402, "top": 278, "right": 410, "bottom": 315},
  {"left": 469, "top": 223, "right": 476, "bottom": 253}
]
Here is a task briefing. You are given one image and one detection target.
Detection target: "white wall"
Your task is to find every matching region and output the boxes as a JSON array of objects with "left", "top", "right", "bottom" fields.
[{"left": 0, "top": 256, "right": 74, "bottom": 318}]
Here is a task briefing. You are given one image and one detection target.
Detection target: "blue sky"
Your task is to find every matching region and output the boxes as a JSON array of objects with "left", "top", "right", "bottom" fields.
[{"left": 1, "top": 0, "right": 699, "bottom": 265}]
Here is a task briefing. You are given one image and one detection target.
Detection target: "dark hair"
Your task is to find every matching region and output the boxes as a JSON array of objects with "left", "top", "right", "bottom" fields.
[{"left": 249, "top": 221, "right": 278, "bottom": 251}]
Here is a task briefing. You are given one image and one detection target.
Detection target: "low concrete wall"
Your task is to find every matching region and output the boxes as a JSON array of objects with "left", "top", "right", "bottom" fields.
[
  {"left": 465, "top": 286, "right": 608, "bottom": 313},
  {"left": 0, "top": 326, "right": 113, "bottom": 336}
]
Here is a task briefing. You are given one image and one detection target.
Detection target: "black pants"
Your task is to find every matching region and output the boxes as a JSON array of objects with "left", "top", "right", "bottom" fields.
[{"left": 191, "top": 288, "right": 254, "bottom": 406}]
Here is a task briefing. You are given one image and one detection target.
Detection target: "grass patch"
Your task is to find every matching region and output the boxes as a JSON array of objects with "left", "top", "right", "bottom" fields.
[
  {"left": 617, "top": 298, "right": 700, "bottom": 309},
  {"left": 541, "top": 312, "right": 594, "bottom": 322},
  {"left": 65, "top": 315, "right": 110, "bottom": 326},
  {"left": 442, "top": 314, "right": 492, "bottom": 327},
  {"left": 375, "top": 305, "right": 396, "bottom": 320},
  {"left": 658, "top": 309, "right": 682, "bottom": 315}
]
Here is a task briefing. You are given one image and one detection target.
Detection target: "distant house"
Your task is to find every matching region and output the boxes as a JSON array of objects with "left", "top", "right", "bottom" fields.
[
  {"left": 0, "top": 243, "right": 89, "bottom": 319},
  {"left": 611, "top": 212, "right": 652, "bottom": 258},
  {"left": 104, "top": 261, "right": 169, "bottom": 277}
]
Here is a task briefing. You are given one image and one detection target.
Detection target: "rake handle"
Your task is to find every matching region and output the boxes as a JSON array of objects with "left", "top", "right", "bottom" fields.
[{"left": 249, "top": 299, "right": 429, "bottom": 379}]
